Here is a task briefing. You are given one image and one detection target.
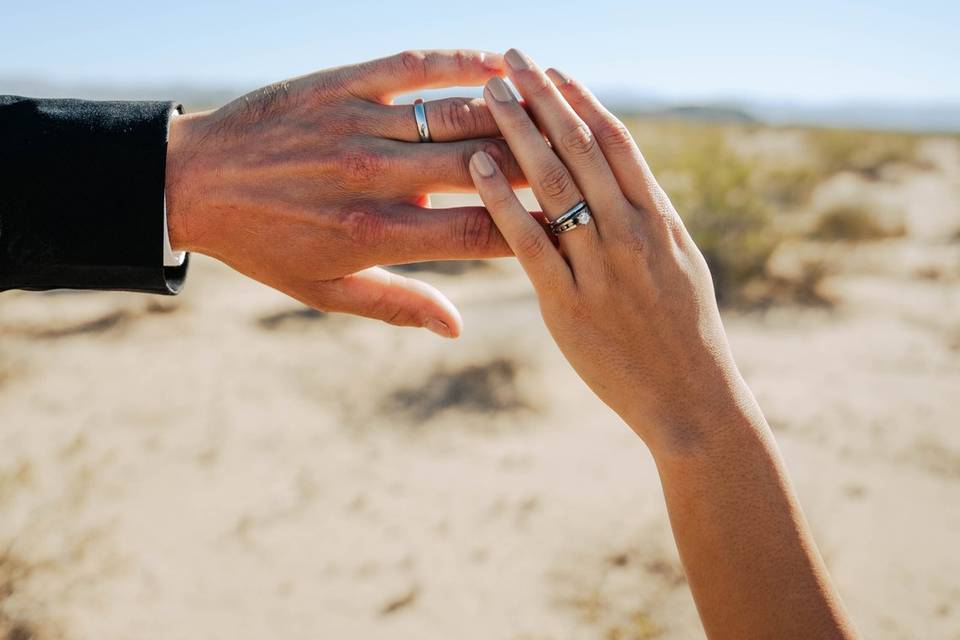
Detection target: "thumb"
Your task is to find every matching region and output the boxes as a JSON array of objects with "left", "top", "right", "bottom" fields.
[{"left": 317, "top": 266, "right": 462, "bottom": 338}]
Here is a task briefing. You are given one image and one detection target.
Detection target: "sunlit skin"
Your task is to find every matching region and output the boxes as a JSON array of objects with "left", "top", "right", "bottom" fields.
[
  {"left": 469, "top": 49, "right": 859, "bottom": 639},
  {"left": 164, "top": 50, "right": 525, "bottom": 338},
  {"left": 161, "top": 44, "right": 858, "bottom": 637}
]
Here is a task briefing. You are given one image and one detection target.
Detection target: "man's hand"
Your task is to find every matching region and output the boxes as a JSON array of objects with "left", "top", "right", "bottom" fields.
[{"left": 164, "top": 50, "right": 523, "bottom": 337}]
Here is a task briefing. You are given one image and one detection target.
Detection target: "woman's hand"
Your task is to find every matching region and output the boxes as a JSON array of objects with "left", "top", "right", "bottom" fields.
[
  {"left": 165, "top": 50, "right": 524, "bottom": 337},
  {"left": 468, "top": 49, "right": 755, "bottom": 454},
  {"left": 470, "top": 50, "right": 857, "bottom": 640}
]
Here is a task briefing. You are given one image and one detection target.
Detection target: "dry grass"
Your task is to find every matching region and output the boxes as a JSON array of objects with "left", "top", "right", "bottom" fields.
[
  {"left": 748, "top": 129, "right": 923, "bottom": 212},
  {"left": 257, "top": 307, "right": 327, "bottom": 331},
  {"left": 618, "top": 118, "right": 925, "bottom": 305},
  {"left": 392, "top": 260, "right": 491, "bottom": 275},
  {"left": 740, "top": 260, "right": 834, "bottom": 309},
  {"left": 810, "top": 205, "right": 906, "bottom": 241},
  {"left": 752, "top": 164, "right": 823, "bottom": 208},
  {"left": 0, "top": 553, "right": 58, "bottom": 640},
  {"left": 383, "top": 358, "right": 528, "bottom": 423},
  {"left": 805, "top": 128, "right": 923, "bottom": 178},
  {"left": 625, "top": 121, "right": 777, "bottom": 304}
]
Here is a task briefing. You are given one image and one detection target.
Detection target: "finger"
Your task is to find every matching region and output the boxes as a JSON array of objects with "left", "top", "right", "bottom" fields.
[
  {"left": 469, "top": 151, "right": 573, "bottom": 295},
  {"left": 386, "top": 138, "right": 526, "bottom": 193},
  {"left": 333, "top": 203, "right": 514, "bottom": 265},
  {"left": 330, "top": 138, "right": 525, "bottom": 198},
  {"left": 317, "top": 266, "right": 462, "bottom": 338},
  {"left": 545, "top": 68, "right": 666, "bottom": 214},
  {"left": 374, "top": 97, "right": 501, "bottom": 142},
  {"left": 503, "top": 50, "right": 627, "bottom": 222},
  {"left": 482, "top": 76, "right": 601, "bottom": 261},
  {"left": 348, "top": 50, "right": 504, "bottom": 102}
]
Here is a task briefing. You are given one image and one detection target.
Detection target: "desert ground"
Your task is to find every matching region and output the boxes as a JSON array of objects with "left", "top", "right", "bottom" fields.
[{"left": 1, "top": 122, "right": 959, "bottom": 639}]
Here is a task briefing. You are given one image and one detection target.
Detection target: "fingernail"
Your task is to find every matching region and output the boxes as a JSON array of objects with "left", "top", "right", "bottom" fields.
[
  {"left": 504, "top": 48, "right": 530, "bottom": 71},
  {"left": 546, "top": 68, "right": 572, "bottom": 85},
  {"left": 425, "top": 318, "right": 452, "bottom": 338},
  {"left": 471, "top": 151, "right": 496, "bottom": 178},
  {"left": 487, "top": 76, "right": 515, "bottom": 102}
]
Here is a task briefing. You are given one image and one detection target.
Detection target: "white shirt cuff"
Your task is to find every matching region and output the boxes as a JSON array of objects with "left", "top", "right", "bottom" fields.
[{"left": 163, "top": 109, "right": 187, "bottom": 268}]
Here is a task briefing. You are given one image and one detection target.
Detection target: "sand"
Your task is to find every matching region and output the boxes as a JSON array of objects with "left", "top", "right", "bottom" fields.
[{"left": 1, "top": 135, "right": 958, "bottom": 639}]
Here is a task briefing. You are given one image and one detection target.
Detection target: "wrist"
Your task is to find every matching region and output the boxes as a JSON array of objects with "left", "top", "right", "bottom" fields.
[
  {"left": 165, "top": 110, "right": 213, "bottom": 253},
  {"left": 628, "top": 377, "right": 770, "bottom": 463}
]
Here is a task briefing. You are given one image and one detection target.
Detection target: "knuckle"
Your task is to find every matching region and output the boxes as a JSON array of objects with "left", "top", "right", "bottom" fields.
[
  {"left": 368, "top": 291, "right": 399, "bottom": 322},
  {"left": 488, "top": 188, "right": 518, "bottom": 212},
  {"left": 382, "top": 304, "right": 414, "bottom": 326},
  {"left": 451, "top": 49, "right": 469, "bottom": 69},
  {"left": 396, "top": 50, "right": 428, "bottom": 79},
  {"left": 457, "top": 208, "right": 500, "bottom": 254},
  {"left": 559, "top": 81, "right": 586, "bottom": 104},
  {"left": 516, "top": 227, "right": 550, "bottom": 261},
  {"left": 337, "top": 208, "right": 389, "bottom": 247},
  {"left": 596, "top": 119, "right": 634, "bottom": 151},
  {"left": 525, "top": 74, "right": 554, "bottom": 99},
  {"left": 371, "top": 277, "right": 418, "bottom": 326},
  {"left": 478, "top": 139, "right": 509, "bottom": 165},
  {"left": 438, "top": 98, "right": 483, "bottom": 135},
  {"left": 537, "top": 163, "right": 575, "bottom": 201},
  {"left": 468, "top": 136, "right": 498, "bottom": 154},
  {"left": 462, "top": 139, "right": 506, "bottom": 182},
  {"left": 560, "top": 123, "right": 598, "bottom": 158}
]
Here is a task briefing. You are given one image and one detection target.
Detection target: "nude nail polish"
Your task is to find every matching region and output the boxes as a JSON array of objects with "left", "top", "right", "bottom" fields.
[
  {"left": 471, "top": 151, "right": 496, "bottom": 177},
  {"left": 487, "top": 77, "right": 515, "bottom": 102},
  {"left": 505, "top": 48, "right": 530, "bottom": 71}
]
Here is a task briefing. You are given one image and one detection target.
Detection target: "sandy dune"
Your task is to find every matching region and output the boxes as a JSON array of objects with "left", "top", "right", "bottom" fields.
[{"left": 1, "top": 135, "right": 959, "bottom": 639}]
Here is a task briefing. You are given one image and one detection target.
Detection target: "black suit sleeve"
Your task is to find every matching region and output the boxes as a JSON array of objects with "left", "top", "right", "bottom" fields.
[{"left": 0, "top": 96, "right": 189, "bottom": 294}]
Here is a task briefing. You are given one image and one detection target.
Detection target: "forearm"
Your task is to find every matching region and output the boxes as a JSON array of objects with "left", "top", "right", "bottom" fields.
[
  {"left": 649, "top": 402, "right": 857, "bottom": 639},
  {"left": 469, "top": 52, "right": 858, "bottom": 638}
]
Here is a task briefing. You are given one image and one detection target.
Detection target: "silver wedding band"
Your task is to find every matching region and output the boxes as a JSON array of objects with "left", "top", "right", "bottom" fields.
[
  {"left": 413, "top": 98, "right": 431, "bottom": 142},
  {"left": 549, "top": 201, "right": 593, "bottom": 235}
]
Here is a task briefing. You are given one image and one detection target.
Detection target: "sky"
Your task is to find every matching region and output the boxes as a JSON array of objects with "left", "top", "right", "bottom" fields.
[{"left": 1, "top": 0, "right": 957, "bottom": 103}]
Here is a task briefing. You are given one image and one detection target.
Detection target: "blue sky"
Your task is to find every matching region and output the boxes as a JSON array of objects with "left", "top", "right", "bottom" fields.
[{"left": 2, "top": 0, "right": 957, "bottom": 103}]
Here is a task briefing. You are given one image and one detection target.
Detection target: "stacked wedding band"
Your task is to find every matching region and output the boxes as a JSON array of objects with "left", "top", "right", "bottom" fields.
[
  {"left": 549, "top": 201, "right": 593, "bottom": 234},
  {"left": 413, "top": 98, "right": 431, "bottom": 142}
]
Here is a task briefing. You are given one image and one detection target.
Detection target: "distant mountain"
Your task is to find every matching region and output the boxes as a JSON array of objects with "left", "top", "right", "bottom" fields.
[
  {"left": 599, "top": 89, "right": 960, "bottom": 133},
  {"left": 639, "top": 105, "right": 758, "bottom": 124},
  {"left": 739, "top": 100, "right": 960, "bottom": 133},
  {"left": 0, "top": 76, "right": 240, "bottom": 110},
  {"left": 2, "top": 76, "right": 958, "bottom": 133}
]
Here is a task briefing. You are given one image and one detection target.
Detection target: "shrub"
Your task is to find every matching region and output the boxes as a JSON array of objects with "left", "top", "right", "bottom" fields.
[
  {"left": 806, "top": 128, "right": 921, "bottom": 178},
  {"left": 383, "top": 358, "right": 526, "bottom": 423},
  {"left": 752, "top": 164, "right": 822, "bottom": 208},
  {"left": 809, "top": 205, "right": 906, "bottom": 241},
  {"left": 741, "top": 259, "right": 833, "bottom": 308},
  {"left": 631, "top": 123, "right": 777, "bottom": 304}
]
